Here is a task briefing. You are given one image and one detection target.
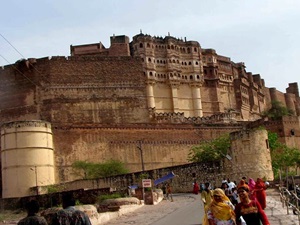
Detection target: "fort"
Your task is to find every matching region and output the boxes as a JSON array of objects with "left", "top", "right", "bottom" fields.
[{"left": 0, "top": 32, "right": 299, "bottom": 198}]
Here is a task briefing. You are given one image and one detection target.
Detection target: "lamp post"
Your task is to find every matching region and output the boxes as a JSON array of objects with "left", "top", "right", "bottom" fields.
[
  {"left": 30, "top": 166, "right": 38, "bottom": 195},
  {"left": 137, "top": 140, "right": 145, "bottom": 171}
]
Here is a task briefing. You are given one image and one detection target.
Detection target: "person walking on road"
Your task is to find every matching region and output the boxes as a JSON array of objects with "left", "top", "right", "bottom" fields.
[
  {"left": 193, "top": 181, "right": 200, "bottom": 195},
  {"left": 202, "top": 188, "right": 236, "bottom": 225},
  {"left": 201, "top": 182, "right": 213, "bottom": 210},
  {"left": 166, "top": 183, "right": 173, "bottom": 202},
  {"left": 254, "top": 178, "right": 267, "bottom": 210},
  {"left": 235, "top": 180, "right": 270, "bottom": 225}
]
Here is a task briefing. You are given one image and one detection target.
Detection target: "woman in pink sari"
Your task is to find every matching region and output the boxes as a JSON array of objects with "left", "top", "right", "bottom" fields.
[
  {"left": 254, "top": 178, "right": 267, "bottom": 209},
  {"left": 248, "top": 178, "right": 256, "bottom": 200}
]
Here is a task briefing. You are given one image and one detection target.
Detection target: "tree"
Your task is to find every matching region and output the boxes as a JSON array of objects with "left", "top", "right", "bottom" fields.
[
  {"left": 268, "top": 131, "right": 300, "bottom": 177},
  {"left": 72, "top": 160, "right": 129, "bottom": 179},
  {"left": 188, "top": 134, "right": 230, "bottom": 163},
  {"left": 262, "top": 101, "right": 294, "bottom": 120}
]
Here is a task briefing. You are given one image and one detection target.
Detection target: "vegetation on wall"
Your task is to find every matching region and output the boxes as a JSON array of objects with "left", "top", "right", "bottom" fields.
[
  {"left": 268, "top": 131, "right": 300, "bottom": 177},
  {"left": 188, "top": 134, "right": 230, "bottom": 162},
  {"left": 72, "top": 160, "right": 129, "bottom": 179},
  {"left": 262, "top": 100, "right": 294, "bottom": 120}
]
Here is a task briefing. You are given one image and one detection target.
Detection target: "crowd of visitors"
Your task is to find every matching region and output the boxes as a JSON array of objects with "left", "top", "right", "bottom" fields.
[{"left": 198, "top": 176, "right": 270, "bottom": 225}]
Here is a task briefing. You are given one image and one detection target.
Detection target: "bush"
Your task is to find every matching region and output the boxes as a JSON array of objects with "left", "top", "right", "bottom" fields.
[{"left": 97, "top": 193, "right": 123, "bottom": 202}]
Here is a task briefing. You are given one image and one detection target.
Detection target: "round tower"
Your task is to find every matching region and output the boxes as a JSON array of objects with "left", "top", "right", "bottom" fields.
[
  {"left": 1, "top": 120, "right": 55, "bottom": 198},
  {"left": 229, "top": 128, "right": 274, "bottom": 181}
]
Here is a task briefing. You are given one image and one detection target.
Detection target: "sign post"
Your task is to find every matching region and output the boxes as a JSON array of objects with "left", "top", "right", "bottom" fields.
[{"left": 142, "top": 179, "right": 152, "bottom": 204}]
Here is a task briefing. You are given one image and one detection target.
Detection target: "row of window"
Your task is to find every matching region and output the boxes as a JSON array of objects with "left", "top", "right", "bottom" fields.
[
  {"left": 142, "top": 57, "right": 199, "bottom": 66},
  {"left": 202, "top": 56, "right": 217, "bottom": 63},
  {"left": 138, "top": 43, "right": 198, "bottom": 53},
  {"left": 145, "top": 71, "right": 201, "bottom": 80},
  {"left": 219, "top": 74, "right": 233, "bottom": 82}
]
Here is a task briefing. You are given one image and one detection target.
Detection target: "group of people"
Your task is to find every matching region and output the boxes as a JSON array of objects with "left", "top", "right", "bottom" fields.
[
  {"left": 201, "top": 177, "right": 269, "bottom": 225},
  {"left": 17, "top": 192, "right": 92, "bottom": 225}
]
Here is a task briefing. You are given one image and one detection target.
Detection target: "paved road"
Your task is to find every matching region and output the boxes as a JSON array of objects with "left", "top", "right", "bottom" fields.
[
  {"left": 151, "top": 194, "right": 203, "bottom": 225},
  {"left": 104, "top": 189, "right": 300, "bottom": 225},
  {"left": 103, "top": 194, "right": 203, "bottom": 225}
]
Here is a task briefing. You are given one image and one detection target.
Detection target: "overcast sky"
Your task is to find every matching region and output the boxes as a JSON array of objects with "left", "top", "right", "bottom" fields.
[{"left": 1, "top": 0, "right": 299, "bottom": 92}]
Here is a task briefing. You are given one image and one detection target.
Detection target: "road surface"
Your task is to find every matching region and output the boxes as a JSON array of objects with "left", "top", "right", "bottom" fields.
[{"left": 103, "top": 193, "right": 204, "bottom": 225}]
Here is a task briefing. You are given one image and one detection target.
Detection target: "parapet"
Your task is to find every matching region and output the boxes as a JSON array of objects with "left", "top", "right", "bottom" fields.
[{"left": 110, "top": 35, "right": 130, "bottom": 44}]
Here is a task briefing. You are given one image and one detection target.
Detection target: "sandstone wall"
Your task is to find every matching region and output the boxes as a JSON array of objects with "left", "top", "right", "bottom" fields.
[
  {"left": 0, "top": 56, "right": 149, "bottom": 125},
  {"left": 52, "top": 124, "right": 242, "bottom": 183}
]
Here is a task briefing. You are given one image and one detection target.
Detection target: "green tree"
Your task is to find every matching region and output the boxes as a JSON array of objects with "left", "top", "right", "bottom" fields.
[
  {"left": 188, "top": 134, "right": 230, "bottom": 162},
  {"left": 268, "top": 131, "right": 300, "bottom": 176},
  {"left": 72, "top": 160, "right": 129, "bottom": 179},
  {"left": 262, "top": 101, "right": 294, "bottom": 120}
]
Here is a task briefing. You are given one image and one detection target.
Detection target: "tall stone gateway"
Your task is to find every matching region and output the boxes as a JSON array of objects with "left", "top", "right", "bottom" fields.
[{"left": 1, "top": 121, "right": 55, "bottom": 198}]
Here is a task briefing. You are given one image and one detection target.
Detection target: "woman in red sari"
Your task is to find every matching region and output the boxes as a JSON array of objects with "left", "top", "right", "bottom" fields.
[
  {"left": 193, "top": 181, "right": 200, "bottom": 195},
  {"left": 254, "top": 178, "right": 267, "bottom": 209}
]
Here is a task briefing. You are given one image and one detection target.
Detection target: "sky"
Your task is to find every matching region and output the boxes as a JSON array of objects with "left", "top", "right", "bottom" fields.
[{"left": 0, "top": 0, "right": 299, "bottom": 92}]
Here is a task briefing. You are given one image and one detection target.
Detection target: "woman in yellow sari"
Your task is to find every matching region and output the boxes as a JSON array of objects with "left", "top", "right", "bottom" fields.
[{"left": 202, "top": 188, "right": 236, "bottom": 225}]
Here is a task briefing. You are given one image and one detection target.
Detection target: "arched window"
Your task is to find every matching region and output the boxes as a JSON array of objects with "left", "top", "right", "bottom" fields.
[
  {"left": 149, "top": 72, "right": 153, "bottom": 76},
  {"left": 194, "top": 47, "right": 197, "bottom": 52},
  {"left": 187, "top": 48, "right": 190, "bottom": 53},
  {"left": 148, "top": 58, "right": 151, "bottom": 62},
  {"left": 190, "top": 75, "right": 193, "bottom": 80},
  {"left": 140, "top": 43, "right": 143, "bottom": 48},
  {"left": 147, "top": 43, "right": 150, "bottom": 48},
  {"left": 189, "top": 62, "right": 192, "bottom": 65},
  {"left": 197, "top": 75, "right": 200, "bottom": 79},
  {"left": 195, "top": 61, "right": 199, "bottom": 65}
]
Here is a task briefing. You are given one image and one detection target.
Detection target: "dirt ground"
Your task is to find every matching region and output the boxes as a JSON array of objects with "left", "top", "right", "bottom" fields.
[{"left": 0, "top": 209, "right": 26, "bottom": 225}]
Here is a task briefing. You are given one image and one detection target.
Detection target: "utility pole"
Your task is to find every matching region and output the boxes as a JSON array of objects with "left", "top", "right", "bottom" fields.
[{"left": 137, "top": 140, "right": 145, "bottom": 171}]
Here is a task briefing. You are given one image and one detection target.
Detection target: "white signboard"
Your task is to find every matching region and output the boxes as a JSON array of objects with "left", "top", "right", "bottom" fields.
[{"left": 142, "top": 179, "right": 152, "bottom": 188}]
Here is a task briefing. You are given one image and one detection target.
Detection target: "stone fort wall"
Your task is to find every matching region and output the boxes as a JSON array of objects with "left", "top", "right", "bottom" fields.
[
  {"left": 52, "top": 124, "right": 242, "bottom": 183},
  {"left": 0, "top": 33, "right": 298, "bottom": 198}
]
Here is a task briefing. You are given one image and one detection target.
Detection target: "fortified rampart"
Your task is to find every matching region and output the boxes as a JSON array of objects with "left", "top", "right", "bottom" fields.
[
  {"left": 31, "top": 128, "right": 273, "bottom": 197},
  {"left": 0, "top": 33, "right": 298, "bottom": 198}
]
